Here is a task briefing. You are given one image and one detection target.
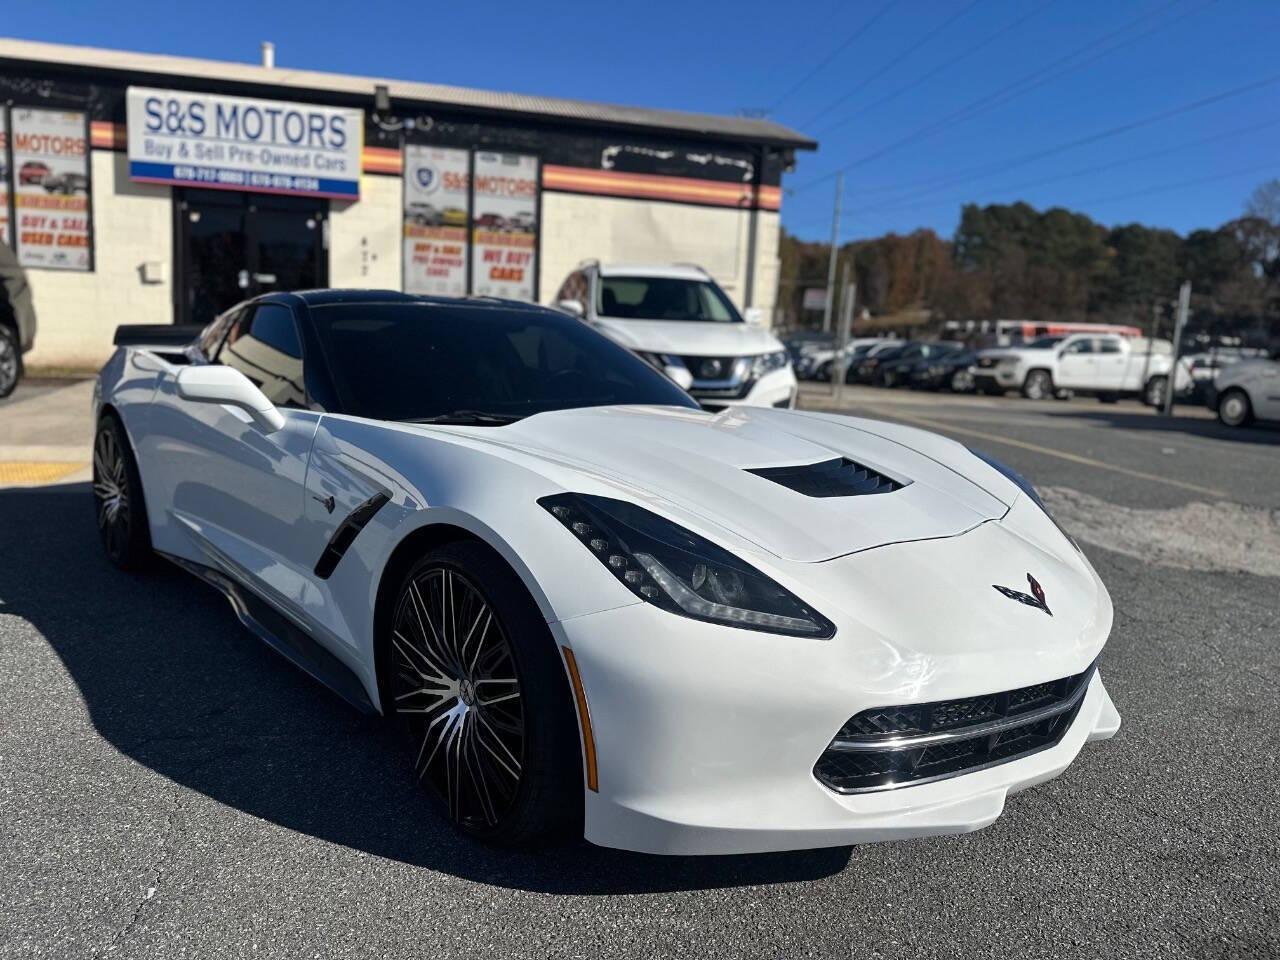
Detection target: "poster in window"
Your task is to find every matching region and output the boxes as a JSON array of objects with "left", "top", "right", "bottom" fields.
[
  {"left": 0, "top": 111, "right": 9, "bottom": 247},
  {"left": 403, "top": 145, "right": 470, "bottom": 296},
  {"left": 11, "top": 108, "right": 91, "bottom": 270},
  {"left": 470, "top": 152, "right": 538, "bottom": 300}
]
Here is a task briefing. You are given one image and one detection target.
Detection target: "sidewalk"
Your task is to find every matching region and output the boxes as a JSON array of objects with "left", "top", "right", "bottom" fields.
[{"left": 0, "top": 378, "right": 96, "bottom": 487}]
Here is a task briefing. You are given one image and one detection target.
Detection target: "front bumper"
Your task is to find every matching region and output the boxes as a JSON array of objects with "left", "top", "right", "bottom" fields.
[
  {"left": 693, "top": 365, "right": 797, "bottom": 411},
  {"left": 554, "top": 502, "right": 1118, "bottom": 855}
]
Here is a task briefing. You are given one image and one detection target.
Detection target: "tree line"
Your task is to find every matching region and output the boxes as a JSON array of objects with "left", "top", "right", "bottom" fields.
[{"left": 779, "top": 180, "right": 1280, "bottom": 345}]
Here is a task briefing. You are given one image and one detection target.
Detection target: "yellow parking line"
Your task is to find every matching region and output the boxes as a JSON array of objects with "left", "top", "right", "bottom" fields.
[
  {"left": 833, "top": 404, "right": 1228, "bottom": 498},
  {"left": 0, "top": 461, "right": 87, "bottom": 485}
]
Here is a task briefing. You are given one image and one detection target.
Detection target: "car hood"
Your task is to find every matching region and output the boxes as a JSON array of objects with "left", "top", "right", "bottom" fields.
[
  {"left": 590, "top": 318, "right": 782, "bottom": 357},
  {"left": 443, "top": 405, "right": 1013, "bottom": 563}
]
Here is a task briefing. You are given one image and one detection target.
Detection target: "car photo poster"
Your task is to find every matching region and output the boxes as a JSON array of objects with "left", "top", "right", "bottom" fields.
[
  {"left": 403, "top": 145, "right": 470, "bottom": 296},
  {"left": 11, "top": 108, "right": 91, "bottom": 270},
  {"left": 470, "top": 152, "right": 538, "bottom": 300},
  {"left": 0, "top": 111, "right": 9, "bottom": 247}
]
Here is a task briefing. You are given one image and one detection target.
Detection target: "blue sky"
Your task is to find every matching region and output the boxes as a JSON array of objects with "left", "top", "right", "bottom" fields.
[{"left": 9, "top": 0, "right": 1278, "bottom": 243}]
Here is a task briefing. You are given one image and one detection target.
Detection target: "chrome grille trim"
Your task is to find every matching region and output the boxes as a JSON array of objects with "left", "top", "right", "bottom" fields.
[
  {"left": 813, "top": 661, "right": 1098, "bottom": 795},
  {"left": 827, "top": 670, "right": 1092, "bottom": 753}
]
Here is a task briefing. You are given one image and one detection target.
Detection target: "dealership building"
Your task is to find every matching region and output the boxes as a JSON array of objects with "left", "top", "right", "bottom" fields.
[{"left": 0, "top": 38, "right": 814, "bottom": 368}]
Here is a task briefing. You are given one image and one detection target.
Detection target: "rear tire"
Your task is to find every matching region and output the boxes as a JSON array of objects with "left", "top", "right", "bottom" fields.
[
  {"left": 384, "top": 541, "right": 583, "bottom": 847},
  {"left": 1022, "top": 369, "right": 1053, "bottom": 400},
  {"left": 1143, "top": 375, "right": 1168, "bottom": 408},
  {"left": 92, "top": 413, "right": 153, "bottom": 570},
  {"left": 1217, "top": 388, "right": 1252, "bottom": 427}
]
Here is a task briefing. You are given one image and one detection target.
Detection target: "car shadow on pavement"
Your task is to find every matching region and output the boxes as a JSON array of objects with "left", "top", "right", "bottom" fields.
[
  {"left": 0, "top": 483, "right": 851, "bottom": 893},
  {"left": 1044, "top": 408, "right": 1280, "bottom": 445}
]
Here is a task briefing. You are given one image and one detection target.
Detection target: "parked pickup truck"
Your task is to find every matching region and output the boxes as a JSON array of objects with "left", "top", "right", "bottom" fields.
[{"left": 972, "top": 332, "right": 1188, "bottom": 405}]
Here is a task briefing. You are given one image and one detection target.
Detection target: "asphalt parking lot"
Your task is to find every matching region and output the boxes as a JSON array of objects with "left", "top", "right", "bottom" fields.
[{"left": 2, "top": 380, "right": 1278, "bottom": 958}]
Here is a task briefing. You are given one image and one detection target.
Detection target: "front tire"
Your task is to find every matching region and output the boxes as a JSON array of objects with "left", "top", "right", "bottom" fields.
[
  {"left": 1217, "top": 388, "right": 1252, "bottom": 427},
  {"left": 0, "top": 325, "right": 19, "bottom": 398},
  {"left": 1022, "top": 369, "right": 1053, "bottom": 400},
  {"left": 92, "top": 413, "right": 152, "bottom": 569},
  {"left": 949, "top": 369, "right": 973, "bottom": 392},
  {"left": 386, "top": 541, "right": 583, "bottom": 846}
]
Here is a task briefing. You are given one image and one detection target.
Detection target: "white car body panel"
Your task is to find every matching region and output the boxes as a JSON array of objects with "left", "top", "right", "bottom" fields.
[
  {"left": 97, "top": 314, "right": 1119, "bottom": 855},
  {"left": 1214, "top": 357, "right": 1280, "bottom": 422}
]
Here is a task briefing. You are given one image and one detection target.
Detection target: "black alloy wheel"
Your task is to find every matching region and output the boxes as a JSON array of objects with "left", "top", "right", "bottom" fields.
[
  {"left": 93, "top": 414, "right": 152, "bottom": 569},
  {"left": 0, "top": 325, "right": 19, "bottom": 398},
  {"left": 387, "top": 542, "right": 582, "bottom": 845}
]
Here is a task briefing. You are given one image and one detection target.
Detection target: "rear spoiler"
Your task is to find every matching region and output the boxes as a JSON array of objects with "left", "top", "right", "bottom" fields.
[{"left": 113, "top": 324, "right": 203, "bottom": 347}]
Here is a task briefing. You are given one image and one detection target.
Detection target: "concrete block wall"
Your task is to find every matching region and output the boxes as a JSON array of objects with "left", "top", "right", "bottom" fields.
[
  {"left": 24, "top": 151, "right": 172, "bottom": 368},
  {"left": 328, "top": 173, "right": 402, "bottom": 291}
]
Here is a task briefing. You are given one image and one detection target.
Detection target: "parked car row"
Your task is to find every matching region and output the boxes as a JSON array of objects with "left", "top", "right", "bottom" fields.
[{"left": 787, "top": 326, "right": 1279, "bottom": 428}]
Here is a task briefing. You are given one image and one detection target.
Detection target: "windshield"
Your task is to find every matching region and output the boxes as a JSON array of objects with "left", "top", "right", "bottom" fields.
[
  {"left": 597, "top": 276, "right": 743, "bottom": 323},
  {"left": 1025, "top": 336, "right": 1065, "bottom": 349},
  {"left": 310, "top": 302, "right": 699, "bottom": 422}
]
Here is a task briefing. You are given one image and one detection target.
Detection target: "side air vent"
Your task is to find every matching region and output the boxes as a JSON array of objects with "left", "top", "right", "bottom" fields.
[{"left": 747, "top": 457, "right": 905, "bottom": 498}]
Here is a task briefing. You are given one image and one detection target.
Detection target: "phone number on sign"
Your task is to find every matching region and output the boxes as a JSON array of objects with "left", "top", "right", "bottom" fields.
[{"left": 172, "top": 165, "right": 321, "bottom": 193}]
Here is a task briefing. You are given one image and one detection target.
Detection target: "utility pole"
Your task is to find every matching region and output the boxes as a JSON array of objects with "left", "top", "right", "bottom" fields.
[
  {"left": 1163, "top": 280, "right": 1191, "bottom": 416},
  {"left": 820, "top": 171, "right": 844, "bottom": 333},
  {"left": 834, "top": 266, "right": 856, "bottom": 405}
]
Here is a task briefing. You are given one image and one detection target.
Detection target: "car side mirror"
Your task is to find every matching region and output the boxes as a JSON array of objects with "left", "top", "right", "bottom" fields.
[
  {"left": 557, "top": 299, "right": 584, "bottom": 318},
  {"left": 743, "top": 307, "right": 764, "bottom": 326},
  {"left": 176, "top": 365, "right": 285, "bottom": 433}
]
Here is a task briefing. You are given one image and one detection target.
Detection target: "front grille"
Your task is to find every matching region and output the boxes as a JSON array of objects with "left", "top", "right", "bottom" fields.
[
  {"left": 690, "top": 378, "right": 755, "bottom": 401},
  {"left": 747, "top": 457, "right": 904, "bottom": 498},
  {"left": 814, "top": 661, "right": 1096, "bottom": 794},
  {"left": 681, "top": 355, "right": 741, "bottom": 380}
]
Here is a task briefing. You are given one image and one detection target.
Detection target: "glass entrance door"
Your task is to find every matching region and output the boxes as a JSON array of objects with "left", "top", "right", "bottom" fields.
[{"left": 177, "top": 189, "right": 328, "bottom": 327}]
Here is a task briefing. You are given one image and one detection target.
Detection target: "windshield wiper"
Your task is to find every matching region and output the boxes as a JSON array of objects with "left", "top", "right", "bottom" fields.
[{"left": 406, "top": 409, "right": 525, "bottom": 426}]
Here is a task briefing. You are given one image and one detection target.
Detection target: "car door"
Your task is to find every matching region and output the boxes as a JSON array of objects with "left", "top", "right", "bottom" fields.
[
  {"left": 148, "top": 301, "right": 323, "bottom": 604},
  {"left": 1093, "top": 336, "right": 1127, "bottom": 389},
  {"left": 1055, "top": 337, "right": 1096, "bottom": 388},
  {"left": 1253, "top": 361, "right": 1280, "bottom": 420}
]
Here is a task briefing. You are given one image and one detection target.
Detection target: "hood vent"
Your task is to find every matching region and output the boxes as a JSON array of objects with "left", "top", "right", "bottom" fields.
[{"left": 747, "top": 457, "right": 904, "bottom": 498}]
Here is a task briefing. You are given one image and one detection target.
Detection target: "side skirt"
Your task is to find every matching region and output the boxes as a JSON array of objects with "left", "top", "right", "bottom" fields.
[{"left": 159, "top": 551, "right": 377, "bottom": 714}]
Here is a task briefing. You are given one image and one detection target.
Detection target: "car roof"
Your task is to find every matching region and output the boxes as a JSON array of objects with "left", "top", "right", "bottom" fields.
[
  {"left": 597, "top": 263, "right": 711, "bottom": 281},
  {"left": 264, "top": 289, "right": 562, "bottom": 316}
]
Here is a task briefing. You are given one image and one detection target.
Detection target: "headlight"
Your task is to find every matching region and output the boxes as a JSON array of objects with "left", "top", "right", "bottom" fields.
[
  {"left": 968, "top": 448, "right": 1081, "bottom": 553},
  {"left": 752, "top": 350, "right": 790, "bottom": 377},
  {"left": 635, "top": 350, "right": 681, "bottom": 371},
  {"left": 540, "top": 493, "right": 835, "bottom": 638}
]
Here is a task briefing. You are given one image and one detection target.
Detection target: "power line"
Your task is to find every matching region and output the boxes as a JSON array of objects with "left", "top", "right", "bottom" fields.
[
  {"left": 836, "top": 162, "right": 1277, "bottom": 239},
  {"left": 814, "top": 0, "right": 1062, "bottom": 138},
  {"left": 767, "top": 0, "right": 900, "bottom": 113},
  {"left": 851, "top": 116, "right": 1280, "bottom": 216},
  {"left": 791, "top": 0, "right": 1196, "bottom": 192},
  {"left": 799, "top": 0, "right": 985, "bottom": 129}
]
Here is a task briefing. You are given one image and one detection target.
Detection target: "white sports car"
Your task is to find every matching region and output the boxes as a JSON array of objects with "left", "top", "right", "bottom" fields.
[{"left": 93, "top": 290, "right": 1120, "bottom": 855}]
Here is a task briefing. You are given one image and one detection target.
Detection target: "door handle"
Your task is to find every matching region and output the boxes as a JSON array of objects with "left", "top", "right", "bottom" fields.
[{"left": 252, "top": 272, "right": 277, "bottom": 284}]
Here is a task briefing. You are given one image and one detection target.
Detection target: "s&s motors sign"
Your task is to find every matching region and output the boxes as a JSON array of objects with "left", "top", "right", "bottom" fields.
[{"left": 126, "top": 87, "right": 362, "bottom": 199}]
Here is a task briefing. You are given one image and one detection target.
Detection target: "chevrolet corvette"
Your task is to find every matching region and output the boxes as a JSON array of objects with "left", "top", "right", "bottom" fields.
[{"left": 93, "top": 290, "right": 1120, "bottom": 855}]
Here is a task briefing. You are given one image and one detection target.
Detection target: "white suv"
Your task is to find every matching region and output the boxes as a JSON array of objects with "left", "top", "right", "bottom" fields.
[{"left": 553, "top": 262, "right": 796, "bottom": 410}]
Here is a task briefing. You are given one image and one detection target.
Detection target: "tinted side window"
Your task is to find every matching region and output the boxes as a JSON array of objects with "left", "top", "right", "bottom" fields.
[
  {"left": 218, "top": 303, "right": 305, "bottom": 407},
  {"left": 1065, "top": 338, "right": 1094, "bottom": 354},
  {"left": 1097, "top": 338, "right": 1122, "bottom": 354},
  {"left": 198, "top": 307, "right": 241, "bottom": 360}
]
